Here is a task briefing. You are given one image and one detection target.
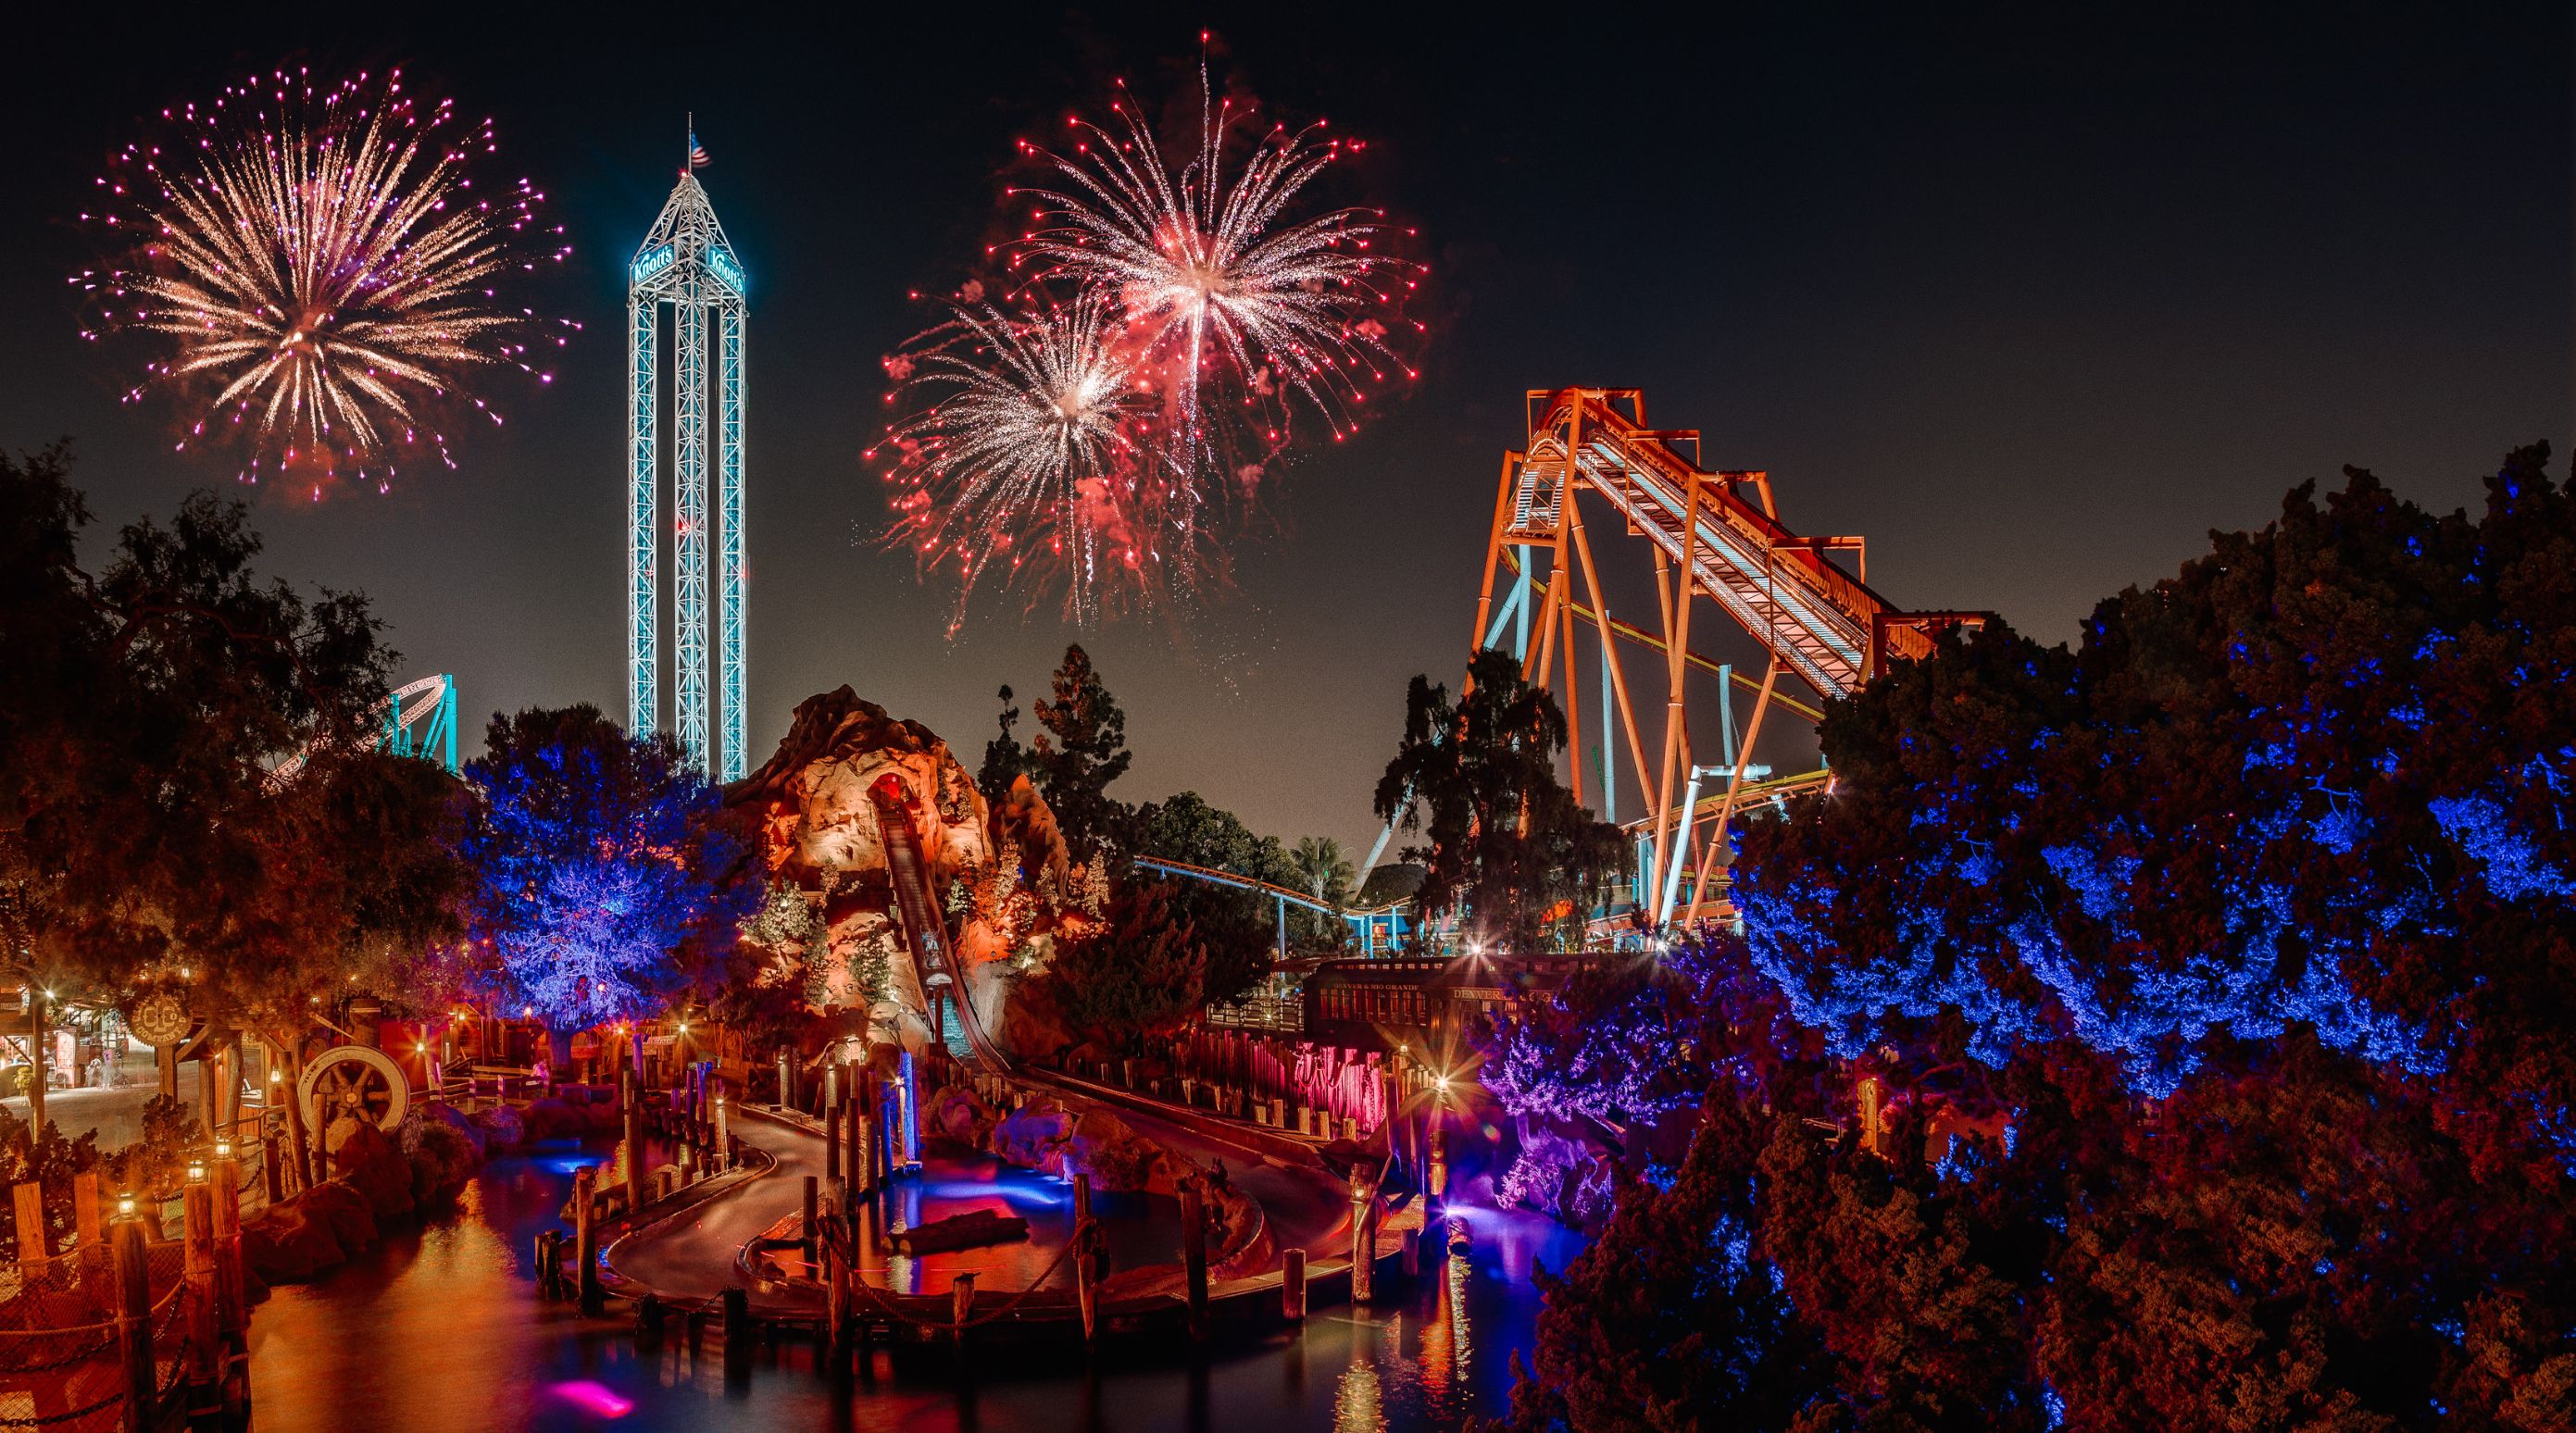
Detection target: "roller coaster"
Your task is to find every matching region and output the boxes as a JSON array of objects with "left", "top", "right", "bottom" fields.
[{"left": 1337, "top": 388, "right": 1983, "bottom": 943}]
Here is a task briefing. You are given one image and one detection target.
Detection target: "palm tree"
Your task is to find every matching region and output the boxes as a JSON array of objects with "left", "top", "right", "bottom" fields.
[{"left": 1289, "top": 836, "right": 1357, "bottom": 949}]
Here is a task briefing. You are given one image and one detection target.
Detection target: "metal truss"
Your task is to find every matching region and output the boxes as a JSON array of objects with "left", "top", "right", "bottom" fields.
[
  {"left": 1360, "top": 388, "right": 1985, "bottom": 941},
  {"left": 628, "top": 170, "right": 749, "bottom": 779}
]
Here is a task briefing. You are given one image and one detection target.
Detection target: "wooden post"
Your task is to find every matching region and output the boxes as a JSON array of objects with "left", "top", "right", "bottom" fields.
[
  {"left": 1400, "top": 1227, "right": 1420, "bottom": 1278},
  {"left": 111, "top": 1215, "right": 154, "bottom": 1433},
  {"left": 949, "top": 1272, "right": 976, "bottom": 1345},
  {"left": 1181, "top": 1180, "right": 1209, "bottom": 1343},
  {"left": 73, "top": 1170, "right": 102, "bottom": 1260},
  {"left": 1282, "top": 1247, "right": 1307, "bottom": 1322},
  {"left": 720, "top": 1287, "right": 753, "bottom": 1384},
  {"left": 14, "top": 1180, "right": 48, "bottom": 1265},
  {"left": 777, "top": 1046, "right": 795, "bottom": 1112},
  {"left": 712, "top": 1092, "right": 731, "bottom": 1173},
  {"left": 619, "top": 1066, "right": 644, "bottom": 1214},
  {"left": 261, "top": 1131, "right": 284, "bottom": 1206},
  {"left": 1071, "top": 1174, "right": 1098, "bottom": 1341},
  {"left": 1348, "top": 1168, "right": 1376, "bottom": 1305},
  {"left": 801, "top": 1175, "right": 819, "bottom": 1265},
  {"left": 182, "top": 1180, "right": 218, "bottom": 1416},
  {"left": 855, "top": 1072, "right": 875, "bottom": 1211},
  {"left": 824, "top": 1216, "right": 851, "bottom": 1372},
  {"left": 571, "top": 1167, "right": 602, "bottom": 1314},
  {"left": 211, "top": 1154, "right": 244, "bottom": 1338}
]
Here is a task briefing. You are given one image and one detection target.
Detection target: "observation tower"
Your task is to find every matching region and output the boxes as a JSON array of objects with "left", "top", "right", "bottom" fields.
[{"left": 626, "top": 135, "right": 749, "bottom": 779}]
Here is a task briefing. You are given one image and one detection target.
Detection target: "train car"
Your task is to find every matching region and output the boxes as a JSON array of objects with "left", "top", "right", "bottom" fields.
[{"left": 1297, "top": 953, "right": 1594, "bottom": 1057}]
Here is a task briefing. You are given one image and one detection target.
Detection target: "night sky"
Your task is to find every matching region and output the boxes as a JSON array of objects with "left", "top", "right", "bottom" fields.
[{"left": 3, "top": 4, "right": 2566, "bottom": 856}]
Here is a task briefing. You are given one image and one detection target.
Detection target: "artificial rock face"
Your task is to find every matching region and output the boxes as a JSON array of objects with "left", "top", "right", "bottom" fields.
[{"left": 723, "top": 687, "right": 1074, "bottom": 1056}]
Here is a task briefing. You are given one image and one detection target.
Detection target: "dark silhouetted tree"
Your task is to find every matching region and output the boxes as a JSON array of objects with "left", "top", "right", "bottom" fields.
[
  {"left": 1375, "top": 647, "right": 1626, "bottom": 953},
  {"left": 1031, "top": 644, "right": 1133, "bottom": 857}
]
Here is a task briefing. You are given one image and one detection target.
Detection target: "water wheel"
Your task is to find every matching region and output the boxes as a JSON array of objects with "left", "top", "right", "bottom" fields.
[{"left": 297, "top": 1044, "right": 409, "bottom": 1135}]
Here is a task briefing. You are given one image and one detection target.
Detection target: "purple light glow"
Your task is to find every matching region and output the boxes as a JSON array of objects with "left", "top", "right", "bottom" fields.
[{"left": 546, "top": 1380, "right": 632, "bottom": 1417}]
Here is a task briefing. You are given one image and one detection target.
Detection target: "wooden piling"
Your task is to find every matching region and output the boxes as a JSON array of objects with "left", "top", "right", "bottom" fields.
[
  {"left": 572, "top": 1168, "right": 602, "bottom": 1313},
  {"left": 181, "top": 1181, "right": 218, "bottom": 1415},
  {"left": 1182, "top": 1180, "right": 1210, "bottom": 1342},
  {"left": 949, "top": 1272, "right": 976, "bottom": 1344},
  {"left": 824, "top": 1216, "right": 851, "bottom": 1373},
  {"left": 824, "top": 1105, "right": 842, "bottom": 1183},
  {"left": 110, "top": 1215, "right": 153, "bottom": 1433},
  {"left": 620, "top": 1066, "right": 644, "bottom": 1214},
  {"left": 1400, "top": 1227, "right": 1420, "bottom": 1278},
  {"left": 1348, "top": 1171, "right": 1377, "bottom": 1305},
  {"left": 712, "top": 1092, "right": 731, "bottom": 1173},
  {"left": 720, "top": 1287, "right": 752, "bottom": 1383},
  {"left": 211, "top": 1155, "right": 244, "bottom": 1338},
  {"left": 801, "top": 1176, "right": 819, "bottom": 1265},
  {"left": 1282, "top": 1247, "right": 1307, "bottom": 1321},
  {"left": 1071, "top": 1174, "right": 1098, "bottom": 1341}
]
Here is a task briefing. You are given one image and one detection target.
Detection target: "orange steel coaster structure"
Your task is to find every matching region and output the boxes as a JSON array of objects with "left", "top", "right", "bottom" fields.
[{"left": 1436, "top": 388, "right": 1982, "bottom": 935}]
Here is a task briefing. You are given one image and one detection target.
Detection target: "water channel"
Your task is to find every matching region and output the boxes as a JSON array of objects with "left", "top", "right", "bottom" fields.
[{"left": 244, "top": 1137, "right": 1582, "bottom": 1431}]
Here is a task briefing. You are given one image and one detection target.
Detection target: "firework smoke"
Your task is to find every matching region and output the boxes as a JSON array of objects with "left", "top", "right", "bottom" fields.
[{"left": 76, "top": 67, "right": 574, "bottom": 498}]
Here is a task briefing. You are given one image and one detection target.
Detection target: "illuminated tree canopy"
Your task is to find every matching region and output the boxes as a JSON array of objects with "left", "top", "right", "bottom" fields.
[
  {"left": 1740, "top": 447, "right": 2576, "bottom": 1140},
  {"left": 458, "top": 706, "right": 753, "bottom": 1041}
]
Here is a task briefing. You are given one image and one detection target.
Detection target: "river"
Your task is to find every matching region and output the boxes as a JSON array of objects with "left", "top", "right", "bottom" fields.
[{"left": 244, "top": 1138, "right": 1582, "bottom": 1431}]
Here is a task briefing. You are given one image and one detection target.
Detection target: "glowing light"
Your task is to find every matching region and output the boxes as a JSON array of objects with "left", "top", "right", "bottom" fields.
[
  {"left": 546, "top": 1380, "right": 633, "bottom": 1418},
  {"left": 81, "top": 68, "right": 570, "bottom": 495}
]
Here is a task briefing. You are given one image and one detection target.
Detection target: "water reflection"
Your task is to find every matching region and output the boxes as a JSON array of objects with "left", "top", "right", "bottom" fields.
[{"left": 249, "top": 1143, "right": 1582, "bottom": 1432}]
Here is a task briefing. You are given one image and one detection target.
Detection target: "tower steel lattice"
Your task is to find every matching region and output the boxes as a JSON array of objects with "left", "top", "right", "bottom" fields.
[{"left": 627, "top": 164, "right": 749, "bottom": 779}]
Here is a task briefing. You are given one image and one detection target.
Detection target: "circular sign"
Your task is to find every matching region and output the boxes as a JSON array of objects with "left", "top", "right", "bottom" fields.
[{"left": 126, "top": 990, "right": 192, "bottom": 1047}]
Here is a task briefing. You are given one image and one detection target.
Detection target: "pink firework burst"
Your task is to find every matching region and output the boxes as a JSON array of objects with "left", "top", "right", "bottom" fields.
[
  {"left": 879, "top": 48, "right": 1423, "bottom": 624},
  {"left": 73, "top": 66, "right": 576, "bottom": 499}
]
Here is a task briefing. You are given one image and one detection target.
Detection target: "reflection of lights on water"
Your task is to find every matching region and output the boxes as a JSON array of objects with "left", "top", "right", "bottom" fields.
[
  {"left": 920, "top": 1178, "right": 1070, "bottom": 1208},
  {"left": 539, "top": 1156, "right": 602, "bottom": 1177},
  {"left": 1334, "top": 1347, "right": 1385, "bottom": 1432},
  {"left": 547, "top": 1380, "right": 632, "bottom": 1417}
]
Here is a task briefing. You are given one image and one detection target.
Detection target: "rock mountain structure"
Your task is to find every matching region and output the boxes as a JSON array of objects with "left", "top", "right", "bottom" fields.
[{"left": 722, "top": 687, "right": 1081, "bottom": 1057}]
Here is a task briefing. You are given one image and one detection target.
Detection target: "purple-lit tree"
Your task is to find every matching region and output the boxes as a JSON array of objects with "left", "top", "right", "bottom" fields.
[{"left": 459, "top": 706, "right": 755, "bottom": 1064}]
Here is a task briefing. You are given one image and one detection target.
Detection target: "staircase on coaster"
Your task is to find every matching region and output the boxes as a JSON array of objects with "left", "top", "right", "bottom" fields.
[
  {"left": 867, "top": 774, "right": 1010, "bottom": 1072},
  {"left": 1461, "top": 388, "right": 1987, "bottom": 929}
]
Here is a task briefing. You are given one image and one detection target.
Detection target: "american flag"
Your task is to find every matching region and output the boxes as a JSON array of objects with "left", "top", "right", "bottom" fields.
[{"left": 688, "top": 130, "right": 711, "bottom": 170}]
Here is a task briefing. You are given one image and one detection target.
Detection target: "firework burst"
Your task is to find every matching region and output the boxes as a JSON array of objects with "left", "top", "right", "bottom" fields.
[
  {"left": 874, "top": 292, "right": 1218, "bottom": 629},
  {"left": 75, "top": 67, "right": 574, "bottom": 498},
  {"left": 876, "top": 49, "right": 1422, "bottom": 623},
  {"left": 1008, "top": 63, "right": 1422, "bottom": 467}
]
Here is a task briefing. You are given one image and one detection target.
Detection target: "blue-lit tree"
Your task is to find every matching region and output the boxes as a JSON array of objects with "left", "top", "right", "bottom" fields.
[
  {"left": 459, "top": 706, "right": 754, "bottom": 1064},
  {"left": 1739, "top": 447, "right": 2576, "bottom": 1154}
]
